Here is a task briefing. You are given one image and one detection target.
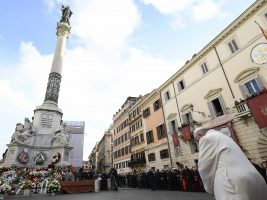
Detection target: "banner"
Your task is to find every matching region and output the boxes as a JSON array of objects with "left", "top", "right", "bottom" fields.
[{"left": 172, "top": 132, "right": 180, "bottom": 147}]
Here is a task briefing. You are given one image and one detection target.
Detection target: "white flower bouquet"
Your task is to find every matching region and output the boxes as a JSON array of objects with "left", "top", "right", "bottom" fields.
[
  {"left": 47, "top": 180, "right": 61, "bottom": 193},
  {"left": 0, "top": 183, "right": 11, "bottom": 194}
]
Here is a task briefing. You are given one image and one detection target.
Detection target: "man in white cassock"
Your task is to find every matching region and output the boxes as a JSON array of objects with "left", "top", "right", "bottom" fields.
[{"left": 194, "top": 127, "right": 267, "bottom": 200}]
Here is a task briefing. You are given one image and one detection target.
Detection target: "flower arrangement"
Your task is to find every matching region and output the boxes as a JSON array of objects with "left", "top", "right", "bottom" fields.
[
  {"left": 23, "top": 180, "right": 32, "bottom": 189},
  {"left": 2, "top": 170, "right": 17, "bottom": 184},
  {"left": 29, "top": 170, "right": 39, "bottom": 177},
  {"left": 47, "top": 180, "right": 61, "bottom": 194},
  {"left": 54, "top": 173, "right": 62, "bottom": 180},
  {"left": 0, "top": 183, "right": 11, "bottom": 194}
]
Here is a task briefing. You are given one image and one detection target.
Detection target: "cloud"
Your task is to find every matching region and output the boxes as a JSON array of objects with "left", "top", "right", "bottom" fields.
[
  {"left": 0, "top": 80, "right": 29, "bottom": 108},
  {"left": 70, "top": 0, "right": 141, "bottom": 50},
  {"left": 191, "top": 0, "right": 222, "bottom": 22},
  {"left": 140, "top": 0, "right": 194, "bottom": 14},
  {"left": 140, "top": 0, "right": 227, "bottom": 29}
]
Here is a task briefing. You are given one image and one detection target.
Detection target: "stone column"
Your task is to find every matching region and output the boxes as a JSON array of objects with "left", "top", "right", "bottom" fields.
[{"left": 44, "top": 22, "right": 71, "bottom": 104}]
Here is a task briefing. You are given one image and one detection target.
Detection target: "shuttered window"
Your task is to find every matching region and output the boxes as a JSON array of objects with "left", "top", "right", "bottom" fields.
[
  {"left": 239, "top": 76, "right": 265, "bottom": 99},
  {"left": 228, "top": 39, "right": 239, "bottom": 54}
]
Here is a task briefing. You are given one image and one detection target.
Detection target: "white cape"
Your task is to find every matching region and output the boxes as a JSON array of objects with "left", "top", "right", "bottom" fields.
[{"left": 198, "top": 130, "right": 267, "bottom": 200}]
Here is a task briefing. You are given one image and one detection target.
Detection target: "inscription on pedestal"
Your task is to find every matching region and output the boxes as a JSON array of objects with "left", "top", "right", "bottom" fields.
[{"left": 41, "top": 114, "right": 53, "bottom": 128}]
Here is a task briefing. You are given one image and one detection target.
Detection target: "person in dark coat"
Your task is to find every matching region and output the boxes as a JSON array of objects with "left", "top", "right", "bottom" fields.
[
  {"left": 100, "top": 173, "right": 108, "bottom": 190},
  {"left": 155, "top": 169, "right": 161, "bottom": 190},
  {"left": 148, "top": 169, "right": 156, "bottom": 191}
]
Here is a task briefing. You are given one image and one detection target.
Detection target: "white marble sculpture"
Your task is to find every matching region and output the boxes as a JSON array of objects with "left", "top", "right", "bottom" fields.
[
  {"left": 11, "top": 118, "right": 35, "bottom": 144},
  {"left": 51, "top": 122, "right": 71, "bottom": 146}
]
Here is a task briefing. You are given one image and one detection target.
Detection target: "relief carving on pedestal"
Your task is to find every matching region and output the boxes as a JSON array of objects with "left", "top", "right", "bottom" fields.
[
  {"left": 18, "top": 149, "right": 29, "bottom": 164},
  {"left": 44, "top": 72, "right": 61, "bottom": 103},
  {"left": 34, "top": 152, "right": 47, "bottom": 165}
]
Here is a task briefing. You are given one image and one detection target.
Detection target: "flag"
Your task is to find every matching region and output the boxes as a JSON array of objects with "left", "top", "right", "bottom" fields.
[{"left": 255, "top": 21, "right": 267, "bottom": 40}]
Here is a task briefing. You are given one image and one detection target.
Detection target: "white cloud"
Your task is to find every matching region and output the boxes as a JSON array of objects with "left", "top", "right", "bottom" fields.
[
  {"left": 191, "top": 0, "right": 221, "bottom": 22},
  {"left": 140, "top": 0, "right": 194, "bottom": 14},
  {"left": 0, "top": 80, "right": 29, "bottom": 108},
  {"left": 140, "top": 0, "right": 227, "bottom": 29},
  {"left": 71, "top": 0, "right": 140, "bottom": 50}
]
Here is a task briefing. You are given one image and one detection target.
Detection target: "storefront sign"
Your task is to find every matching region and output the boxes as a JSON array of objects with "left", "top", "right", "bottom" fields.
[{"left": 250, "top": 43, "right": 267, "bottom": 64}]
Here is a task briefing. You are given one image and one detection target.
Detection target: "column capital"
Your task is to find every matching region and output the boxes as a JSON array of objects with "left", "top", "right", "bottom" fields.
[{"left": 56, "top": 22, "right": 71, "bottom": 38}]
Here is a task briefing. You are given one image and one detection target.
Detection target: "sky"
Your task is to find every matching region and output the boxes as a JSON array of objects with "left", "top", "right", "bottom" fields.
[{"left": 0, "top": 0, "right": 256, "bottom": 160}]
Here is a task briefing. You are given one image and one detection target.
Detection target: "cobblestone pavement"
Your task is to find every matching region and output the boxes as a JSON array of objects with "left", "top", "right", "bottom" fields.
[{"left": 6, "top": 189, "right": 213, "bottom": 200}]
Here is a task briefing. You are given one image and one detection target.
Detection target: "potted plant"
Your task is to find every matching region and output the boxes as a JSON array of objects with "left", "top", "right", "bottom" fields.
[
  {"left": 23, "top": 179, "right": 32, "bottom": 196},
  {"left": 47, "top": 180, "right": 61, "bottom": 195},
  {"left": 0, "top": 183, "right": 11, "bottom": 199}
]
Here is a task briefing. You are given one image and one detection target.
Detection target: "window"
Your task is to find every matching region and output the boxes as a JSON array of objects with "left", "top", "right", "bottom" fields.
[
  {"left": 160, "top": 149, "right": 169, "bottom": 159},
  {"left": 178, "top": 80, "right": 186, "bottom": 92},
  {"left": 181, "top": 112, "right": 192, "bottom": 125},
  {"left": 121, "top": 147, "right": 125, "bottom": 156},
  {"left": 245, "top": 79, "right": 261, "bottom": 95},
  {"left": 175, "top": 146, "right": 182, "bottom": 157},
  {"left": 146, "top": 130, "right": 154, "bottom": 144},
  {"left": 121, "top": 135, "right": 124, "bottom": 143},
  {"left": 201, "top": 62, "right": 208, "bottom": 74},
  {"left": 169, "top": 119, "right": 177, "bottom": 133},
  {"left": 207, "top": 96, "right": 228, "bottom": 118},
  {"left": 134, "top": 136, "right": 139, "bottom": 144},
  {"left": 156, "top": 124, "right": 166, "bottom": 140},
  {"left": 148, "top": 153, "right": 156, "bottom": 162},
  {"left": 131, "top": 137, "right": 135, "bottom": 145},
  {"left": 164, "top": 91, "right": 171, "bottom": 101},
  {"left": 133, "top": 110, "right": 136, "bottom": 118},
  {"left": 153, "top": 99, "right": 161, "bottom": 111},
  {"left": 143, "top": 107, "right": 151, "bottom": 118},
  {"left": 125, "top": 146, "right": 129, "bottom": 154},
  {"left": 164, "top": 165, "right": 169, "bottom": 169},
  {"left": 140, "top": 133, "right": 144, "bottom": 142},
  {"left": 228, "top": 39, "right": 239, "bottom": 54},
  {"left": 211, "top": 98, "right": 223, "bottom": 117},
  {"left": 124, "top": 132, "right": 128, "bottom": 141}
]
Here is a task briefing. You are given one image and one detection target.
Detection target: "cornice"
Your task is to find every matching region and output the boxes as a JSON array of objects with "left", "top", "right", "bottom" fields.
[{"left": 159, "top": 0, "right": 267, "bottom": 91}]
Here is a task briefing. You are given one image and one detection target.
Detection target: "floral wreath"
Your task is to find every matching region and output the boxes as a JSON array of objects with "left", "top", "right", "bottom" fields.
[
  {"left": 51, "top": 152, "right": 61, "bottom": 164},
  {"left": 18, "top": 150, "right": 29, "bottom": 164},
  {"left": 2, "top": 170, "right": 17, "bottom": 184},
  {"left": 34, "top": 152, "right": 47, "bottom": 165}
]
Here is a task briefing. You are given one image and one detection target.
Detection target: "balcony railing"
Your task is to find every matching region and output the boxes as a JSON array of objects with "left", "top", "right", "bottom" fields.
[
  {"left": 128, "top": 158, "right": 146, "bottom": 167},
  {"left": 234, "top": 100, "right": 251, "bottom": 118}
]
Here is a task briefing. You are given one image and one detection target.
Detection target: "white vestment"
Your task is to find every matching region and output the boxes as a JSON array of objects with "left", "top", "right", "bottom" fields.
[{"left": 198, "top": 129, "right": 267, "bottom": 200}]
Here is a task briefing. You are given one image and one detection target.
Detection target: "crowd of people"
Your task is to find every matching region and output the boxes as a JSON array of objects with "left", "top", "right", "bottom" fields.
[
  {"left": 0, "top": 154, "right": 266, "bottom": 197},
  {"left": 95, "top": 166, "right": 205, "bottom": 193}
]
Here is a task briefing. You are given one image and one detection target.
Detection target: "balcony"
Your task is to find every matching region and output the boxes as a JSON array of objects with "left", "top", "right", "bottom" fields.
[
  {"left": 128, "top": 157, "right": 146, "bottom": 167},
  {"left": 234, "top": 100, "right": 251, "bottom": 118}
]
